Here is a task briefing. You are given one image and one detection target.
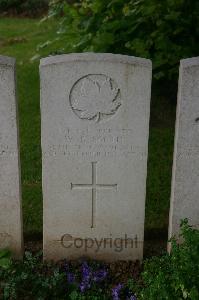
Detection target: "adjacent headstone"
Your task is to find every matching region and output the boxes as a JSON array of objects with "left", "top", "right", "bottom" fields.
[
  {"left": 169, "top": 57, "right": 199, "bottom": 242},
  {"left": 0, "top": 56, "right": 23, "bottom": 258},
  {"left": 40, "top": 53, "right": 152, "bottom": 261}
]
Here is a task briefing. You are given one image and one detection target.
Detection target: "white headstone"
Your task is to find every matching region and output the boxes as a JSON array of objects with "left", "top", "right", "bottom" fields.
[
  {"left": 169, "top": 57, "right": 199, "bottom": 241},
  {"left": 0, "top": 56, "right": 23, "bottom": 258},
  {"left": 40, "top": 53, "right": 152, "bottom": 261}
]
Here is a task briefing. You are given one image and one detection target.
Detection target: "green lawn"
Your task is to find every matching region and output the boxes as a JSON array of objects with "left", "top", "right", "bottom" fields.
[
  {"left": 0, "top": 17, "right": 176, "bottom": 239},
  {"left": 0, "top": 17, "right": 59, "bottom": 237}
]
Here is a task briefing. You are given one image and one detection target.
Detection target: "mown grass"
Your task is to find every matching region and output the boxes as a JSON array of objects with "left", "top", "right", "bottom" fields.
[
  {"left": 0, "top": 17, "right": 58, "bottom": 236},
  {"left": 0, "top": 17, "right": 176, "bottom": 238}
]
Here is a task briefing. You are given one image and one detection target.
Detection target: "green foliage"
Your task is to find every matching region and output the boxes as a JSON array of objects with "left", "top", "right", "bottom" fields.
[
  {"left": 46, "top": 0, "right": 199, "bottom": 83},
  {"left": 0, "top": 252, "right": 68, "bottom": 299},
  {"left": 139, "top": 219, "right": 199, "bottom": 299},
  {"left": 0, "top": 221, "right": 199, "bottom": 299},
  {"left": 1, "top": 17, "right": 176, "bottom": 236},
  {"left": 0, "top": 253, "right": 112, "bottom": 299},
  {"left": 0, "top": 250, "right": 11, "bottom": 270},
  {"left": 0, "top": 0, "right": 49, "bottom": 16}
]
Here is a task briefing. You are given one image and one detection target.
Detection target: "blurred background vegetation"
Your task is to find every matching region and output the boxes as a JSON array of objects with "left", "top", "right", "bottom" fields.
[
  {"left": 0, "top": 0, "right": 198, "bottom": 243},
  {"left": 45, "top": 0, "right": 199, "bottom": 96},
  {"left": 0, "top": 0, "right": 49, "bottom": 17}
]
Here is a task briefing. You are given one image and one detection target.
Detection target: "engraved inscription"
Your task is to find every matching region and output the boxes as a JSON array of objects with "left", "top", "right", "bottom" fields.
[
  {"left": 195, "top": 117, "right": 199, "bottom": 123},
  {"left": 69, "top": 74, "right": 121, "bottom": 122},
  {"left": 71, "top": 162, "right": 117, "bottom": 228},
  {"left": 43, "top": 128, "right": 147, "bottom": 159},
  {"left": 195, "top": 117, "right": 199, "bottom": 132}
]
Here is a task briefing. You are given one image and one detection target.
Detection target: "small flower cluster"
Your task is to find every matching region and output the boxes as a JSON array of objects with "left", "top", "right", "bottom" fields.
[
  {"left": 64, "top": 261, "right": 107, "bottom": 293},
  {"left": 112, "top": 283, "right": 137, "bottom": 300},
  {"left": 79, "top": 261, "right": 107, "bottom": 292},
  {"left": 64, "top": 261, "right": 137, "bottom": 300},
  {"left": 112, "top": 283, "right": 123, "bottom": 300}
]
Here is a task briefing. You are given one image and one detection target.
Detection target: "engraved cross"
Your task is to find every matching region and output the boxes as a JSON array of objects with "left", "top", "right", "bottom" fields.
[{"left": 70, "top": 162, "right": 117, "bottom": 228}]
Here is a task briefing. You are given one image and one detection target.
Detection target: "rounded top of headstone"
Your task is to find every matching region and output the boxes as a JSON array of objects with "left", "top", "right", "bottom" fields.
[
  {"left": 180, "top": 57, "right": 199, "bottom": 68},
  {"left": 0, "top": 55, "right": 15, "bottom": 67},
  {"left": 40, "top": 53, "right": 151, "bottom": 68}
]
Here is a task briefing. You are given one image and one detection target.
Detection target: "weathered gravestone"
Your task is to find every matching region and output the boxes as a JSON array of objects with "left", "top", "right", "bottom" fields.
[
  {"left": 40, "top": 53, "right": 152, "bottom": 260},
  {"left": 0, "top": 56, "right": 23, "bottom": 258},
  {"left": 169, "top": 57, "right": 199, "bottom": 241}
]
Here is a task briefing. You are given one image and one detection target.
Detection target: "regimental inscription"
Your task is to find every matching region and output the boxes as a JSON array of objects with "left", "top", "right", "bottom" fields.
[
  {"left": 43, "top": 128, "right": 147, "bottom": 159},
  {"left": 40, "top": 53, "right": 152, "bottom": 261},
  {"left": 69, "top": 74, "right": 121, "bottom": 122},
  {"left": 71, "top": 162, "right": 117, "bottom": 228}
]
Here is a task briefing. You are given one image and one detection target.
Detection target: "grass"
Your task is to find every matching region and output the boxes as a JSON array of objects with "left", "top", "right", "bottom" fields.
[
  {"left": 0, "top": 17, "right": 176, "bottom": 239},
  {"left": 0, "top": 17, "right": 59, "bottom": 236},
  {"left": 146, "top": 95, "right": 175, "bottom": 236}
]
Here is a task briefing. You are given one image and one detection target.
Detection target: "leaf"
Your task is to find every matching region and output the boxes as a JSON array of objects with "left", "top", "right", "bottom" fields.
[
  {"left": 0, "top": 249, "right": 11, "bottom": 269},
  {"left": 71, "top": 75, "right": 121, "bottom": 121},
  {"left": 0, "top": 257, "right": 11, "bottom": 269},
  {"left": 80, "top": 110, "right": 97, "bottom": 119},
  {"left": 190, "top": 287, "right": 199, "bottom": 300},
  {"left": 0, "top": 249, "right": 11, "bottom": 259},
  {"left": 69, "top": 290, "right": 79, "bottom": 300}
]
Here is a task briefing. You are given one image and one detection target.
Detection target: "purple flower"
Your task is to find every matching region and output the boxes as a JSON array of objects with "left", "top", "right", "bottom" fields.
[
  {"left": 79, "top": 279, "right": 91, "bottom": 292},
  {"left": 67, "top": 272, "right": 75, "bottom": 284},
  {"left": 82, "top": 262, "right": 91, "bottom": 281},
  {"left": 112, "top": 283, "right": 123, "bottom": 300},
  {"left": 79, "top": 281, "right": 87, "bottom": 292},
  {"left": 79, "top": 262, "right": 92, "bottom": 293},
  {"left": 79, "top": 262, "right": 108, "bottom": 293},
  {"left": 93, "top": 269, "right": 107, "bottom": 282},
  {"left": 63, "top": 263, "right": 69, "bottom": 272}
]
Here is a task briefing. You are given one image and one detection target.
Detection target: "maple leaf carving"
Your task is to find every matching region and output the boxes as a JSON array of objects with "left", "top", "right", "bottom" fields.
[{"left": 71, "top": 75, "right": 121, "bottom": 122}]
